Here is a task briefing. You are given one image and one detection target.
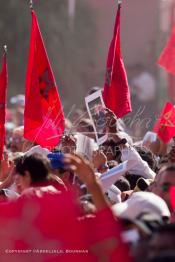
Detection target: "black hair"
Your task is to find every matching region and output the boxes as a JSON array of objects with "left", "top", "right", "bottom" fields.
[
  {"left": 88, "top": 86, "right": 101, "bottom": 95},
  {"left": 155, "top": 223, "right": 175, "bottom": 234},
  {"left": 149, "top": 253, "right": 175, "bottom": 262},
  {"left": 134, "top": 146, "right": 157, "bottom": 172},
  {"left": 125, "top": 173, "right": 142, "bottom": 190},
  {"left": 0, "top": 189, "right": 6, "bottom": 197},
  {"left": 101, "top": 139, "right": 121, "bottom": 161},
  {"left": 15, "top": 153, "right": 50, "bottom": 184},
  {"left": 78, "top": 118, "right": 94, "bottom": 133},
  {"left": 115, "top": 177, "right": 131, "bottom": 192},
  {"left": 107, "top": 160, "right": 118, "bottom": 169}
]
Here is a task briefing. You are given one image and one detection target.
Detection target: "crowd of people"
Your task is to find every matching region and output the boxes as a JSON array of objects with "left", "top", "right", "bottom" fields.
[{"left": 0, "top": 89, "right": 175, "bottom": 262}]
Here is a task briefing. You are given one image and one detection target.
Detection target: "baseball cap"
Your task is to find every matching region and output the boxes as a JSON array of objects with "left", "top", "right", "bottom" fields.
[
  {"left": 107, "top": 185, "right": 121, "bottom": 204},
  {"left": 112, "top": 192, "right": 170, "bottom": 220},
  {"left": 134, "top": 177, "right": 153, "bottom": 192}
]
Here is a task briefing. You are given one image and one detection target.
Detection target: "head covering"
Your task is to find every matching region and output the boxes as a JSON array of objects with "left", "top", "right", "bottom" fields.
[
  {"left": 25, "top": 145, "right": 50, "bottom": 157},
  {"left": 107, "top": 185, "right": 121, "bottom": 204},
  {"left": 134, "top": 177, "right": 153, "bottom": 192},
  {"left": 112, "top": 192, "right": 170, "bottom": 220}
]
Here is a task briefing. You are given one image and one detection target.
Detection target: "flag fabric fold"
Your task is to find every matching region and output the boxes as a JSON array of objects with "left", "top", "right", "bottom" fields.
[
  {"left": 153, "top": 102, "right": 175, "bottom": 144},
  {"left": 158, "top": 25, "right": 175, "bottom": 75},
  {"left": 103, "top": 5, "right": 132, "bottom": 118},
  {"left": 24, "top": 10, "right": 65, "bottom": 149},
  {"left": 0, "top": 50, "right": 8, "bottom": 160}
]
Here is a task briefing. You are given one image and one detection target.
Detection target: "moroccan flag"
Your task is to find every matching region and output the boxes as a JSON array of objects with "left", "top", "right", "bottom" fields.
[
  {"left": 0, "top": 48, "right": 8, "bottom": 160},
  {"left": 103, "top": 4, "right": 132, "bottom": 118},
  {"left": 153, "top": 102, "right": 175, "bottom": 144},
  {"left": 24, "top": 10, "right": 65, "bottom": 149},
  {"left": 0, "top": 190, "right": 131, "bottom": 262},
  {"left": 158, "top": 25, "right": 175, "bottom": 75}
]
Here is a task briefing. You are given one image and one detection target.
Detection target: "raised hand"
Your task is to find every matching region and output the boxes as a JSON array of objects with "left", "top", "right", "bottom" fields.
[
  {"left": 92, "top": 150, "right": 108, "bottom": 173},
  {"left": 105, "top": 108, "right": 118, "bottom": 136},
  {"left": 64, "top": 153, "right": 109, "bottom": 210},
  {"left": 64, "top": 154, "right": 96, "bottom": 188}
]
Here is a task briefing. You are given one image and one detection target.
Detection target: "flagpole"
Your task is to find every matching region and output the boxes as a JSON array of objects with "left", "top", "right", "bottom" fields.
[
  {"left": 3, "top": 45, "right": 7, "bottom": 54},
  {"left": 118, "top": 0, "right": 122, "bottom": 8},
  {"left": 29, "top": 0, "right": 33, "bottom": 10},
  {"left": 68, "top": 0, "right": 76, "bottom": 29}
]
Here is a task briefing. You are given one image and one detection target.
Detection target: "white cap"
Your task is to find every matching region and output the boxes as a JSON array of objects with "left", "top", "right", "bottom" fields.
[
  {"left": 107, "top": 185, "right": 121, "bottom": 204},
  {"left": 112, "top": 192, "right": 170, "bottom": 220},
  {"left": 25, "top": 145, "right": 50, "bottom": 157}
]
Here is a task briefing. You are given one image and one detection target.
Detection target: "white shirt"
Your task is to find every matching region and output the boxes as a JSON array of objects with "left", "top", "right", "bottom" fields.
[{"left": 121, "top": 146, "right": 156, "bottom": 179}]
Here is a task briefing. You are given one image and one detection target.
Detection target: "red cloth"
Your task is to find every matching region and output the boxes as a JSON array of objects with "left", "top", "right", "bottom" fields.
[
  {"left": 0, "top": 190, "right": 132, "bottom": 262},
  {"left": 24, "top": 11, "right": 64, "bottom": 149},
  {"left": 103, "top": 5, "right": 132, "bottom": 118},
  {"left": 158, "top": 25, "right": 175, "bottom": 75},
  {"left": 170, "top": 187, "right": 175, "bottom": 211},
  {"left": 0, "top": 51, "right": 7, "bottom": 160},
  {"left": 82, "top": 208, "right": 132, "bottom": 262},
  {"left": 153, "top": 102, "right": 175, "bottom": 143}
]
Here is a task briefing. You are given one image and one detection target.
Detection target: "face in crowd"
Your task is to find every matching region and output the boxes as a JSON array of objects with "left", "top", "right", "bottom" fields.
[{"left": 151, "top": 165, "right": 175, "bottom": 210}]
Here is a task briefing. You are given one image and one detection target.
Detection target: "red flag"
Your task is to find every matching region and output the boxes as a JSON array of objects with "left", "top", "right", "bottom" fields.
[
  {"left": 0, "top": 48, "right": 8, "bottom": 160},
  {"left": 170, "top": 187, "right": 175, "bottom": 211},
  {"left": 24, "top": 11, "right": 65, "bottom": 149},
  {"left": 153, "top": 102, "right": 175, "bottom": 143},
  {"left": 103, "top": 4, "right": 132, "bottom": 118},
  {"left": 158, "top": 25, "right": 175, "bottom": 75},
  {"left": 0, "top": 191, "right": 131, "bottom": 262}
]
